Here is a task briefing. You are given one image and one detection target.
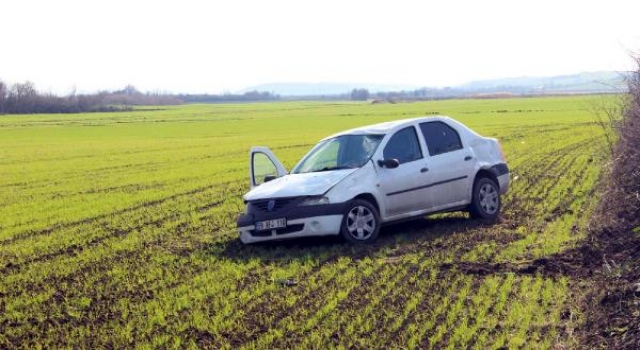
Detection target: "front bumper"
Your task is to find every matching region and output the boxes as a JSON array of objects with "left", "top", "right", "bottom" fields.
[
  {"left": 489, "top": 163, "right": 510, "bottom": 194},
  {"left": 497, "top": 173, "right": 510, "bottom": 194},
  {"left": 236, "top": 198, "right": 348, "bottom": 244},
  {"left": 238, "top": 215, "right": 343, "bottom": 244}
]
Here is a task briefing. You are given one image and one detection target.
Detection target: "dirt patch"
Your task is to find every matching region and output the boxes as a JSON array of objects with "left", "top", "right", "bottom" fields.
[{"left": 439, "top": 253, "right": 598, "bottom": 278}]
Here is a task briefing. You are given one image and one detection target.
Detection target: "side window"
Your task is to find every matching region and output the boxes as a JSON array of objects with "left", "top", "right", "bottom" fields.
[
  {"left": 383, "top": 126, "right": 423, "bottom": 164},
  {"left": 419, "top": 121, "right": 463, "bottom": 156},
  {"left": 252, "top": 153, "right": 277, "bottom": 186}
]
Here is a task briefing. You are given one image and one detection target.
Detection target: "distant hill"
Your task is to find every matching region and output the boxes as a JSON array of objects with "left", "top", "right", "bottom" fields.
[
  {"left": 239, "top": 71, "right": 628, "bottom": 97},
  {"left": 461, "top": 71, "right": 627, "bottom": 94}
]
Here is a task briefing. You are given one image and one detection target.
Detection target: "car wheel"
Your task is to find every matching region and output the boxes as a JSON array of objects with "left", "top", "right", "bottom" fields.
[
  {"left": 469, "top": 177, "right": 501, "bottom": 221},
  {"left": 340, "top": 199, "right": 380, "bottom": 243}
]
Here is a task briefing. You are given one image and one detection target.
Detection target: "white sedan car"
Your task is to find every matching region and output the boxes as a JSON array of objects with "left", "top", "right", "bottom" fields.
[{"left": 237, "top": 116, "right": 509, "bottom": 244}]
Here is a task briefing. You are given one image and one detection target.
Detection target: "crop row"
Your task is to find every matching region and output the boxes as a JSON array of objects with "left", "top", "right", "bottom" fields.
[{"left": 0, "top": 97, "right": 613, "bottom": 348}]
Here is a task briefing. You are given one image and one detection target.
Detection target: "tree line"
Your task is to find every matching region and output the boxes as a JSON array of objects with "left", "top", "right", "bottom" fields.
[
  {"left": 177, "top": 90, "right": 279, "bottom": 103},
  {"left": 0, "top": 80, "right": 280, "bottom": 115}
]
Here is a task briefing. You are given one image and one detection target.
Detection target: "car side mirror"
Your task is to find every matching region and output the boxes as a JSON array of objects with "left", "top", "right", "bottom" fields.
[
  {"left": 264, "top": 174, "right": 277, "bottom": 183},
  {"left": 377, "top": 158, "right": 400, "bottom": 169}
]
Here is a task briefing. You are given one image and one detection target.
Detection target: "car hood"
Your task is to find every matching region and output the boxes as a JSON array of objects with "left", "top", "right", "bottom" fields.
[{"left": 244, "top": 169, "right": 357, "bottom": 201}]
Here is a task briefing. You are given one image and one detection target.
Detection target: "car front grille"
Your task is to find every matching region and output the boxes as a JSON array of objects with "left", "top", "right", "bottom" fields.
[{"left": 250, "top": 198, "right": 295, "bottom": 213}]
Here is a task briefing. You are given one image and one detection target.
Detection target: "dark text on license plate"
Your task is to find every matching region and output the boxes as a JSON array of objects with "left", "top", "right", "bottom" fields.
[{"left": 255, "top": 218, "right": 286, "bottom": 231}]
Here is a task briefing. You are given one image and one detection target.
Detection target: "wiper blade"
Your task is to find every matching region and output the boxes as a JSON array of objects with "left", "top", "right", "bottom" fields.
[{"left": 316, "top": 166, "right": 356, "bottom": 172}]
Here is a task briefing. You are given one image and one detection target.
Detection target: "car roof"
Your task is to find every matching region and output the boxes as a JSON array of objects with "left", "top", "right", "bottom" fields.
[{"left": 320, "top": 116, "right": 454, "bottom": 141}]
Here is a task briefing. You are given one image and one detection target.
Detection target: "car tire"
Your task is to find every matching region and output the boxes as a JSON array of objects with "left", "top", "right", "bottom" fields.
[
  {"left": 340, "top": 199, "right": 381, "bottom": 243},
  {"left": 469, "top": 177, "right": 501, "bottom": 222}
]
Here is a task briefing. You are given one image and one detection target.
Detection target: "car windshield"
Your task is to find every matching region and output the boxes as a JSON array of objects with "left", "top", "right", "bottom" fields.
[{"left": 292, "top": 134, "right": 384, "bottom": 174}]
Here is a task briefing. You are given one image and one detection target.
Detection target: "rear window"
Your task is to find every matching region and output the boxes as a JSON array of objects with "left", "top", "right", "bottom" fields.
[{"left": 419, "top": 121, "right": 463, "bottom": 156}]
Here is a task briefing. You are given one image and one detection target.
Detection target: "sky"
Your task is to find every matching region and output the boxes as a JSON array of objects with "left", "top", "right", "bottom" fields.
[{"left": 2, "top": 0, "right": 640, "bottom": 94}]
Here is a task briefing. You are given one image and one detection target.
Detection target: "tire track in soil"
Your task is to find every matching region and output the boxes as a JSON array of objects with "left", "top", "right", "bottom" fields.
[
  {"left": 450, "top": 276, "right": 503, "bottom": 348},
  {"left": 0, "top": 166, "right": 238, "bottom": 218},
  {"left": 0, "top": 164, "right": 161, "bottom": 198},
  {"left": 480, "top": 148, "right": 564, "bottom": 227},
  {"left": 331, "top": 262, "right": 438, "bottom": 348},
  {"left": 521, "top": 277, "right": 546, "bottom": 346},
  {"left": 537, "top": 154, "right": 592, "bottom": 207},
  {"left": 215, "top": 215, "right": 536, "bottom": 345},
  {"left": 517, "top": 155, "right": 580, "bottom": 215},
  {"left": 492, "top": 159, "right": 596, "bottom": 260},
  {"left": 0, "top": 155, "right": 245, "bottom": 204},
  {"left": 250, "top": 268, "right": 369, "bottom": 349},
  {"left": 439, "top": 259, "right": 572, "bottom": 278},
  {"left": 0, "top": 181, "right": 237, "bottom": 245},
  {"left": 1, "top": 215, "right": 178, "bottom": 275},
  {"left": 298, "top": 257, "right": 434, "bottom": 348},
  {"left": 467, "top": 274, "right": 518, "bottom": 349},
  {"left": 443, "top": 275, "right": 547, "bottom": 348},
  {"left": 499, "top": 159, "right": 600, "bottom": 261},
  {"left": 0, "top": 247, "right": 146, "bottom": 345},
  {"left": 219, "top": 262, "right": 362, "bottom": 347},
  {"left": 0, "top": 141, "right": 225, "bottom": 167},
  {"left": 0, "top": 217, "right": 227, "bottom": 300},
  {"left": 0, "top": 192, "right": 235, "bottom": 273},
  {"left": 23, "top": 251, "right": 236, "bottom": 348},
  {"left": 422, "top": 275, "right": 474, "bottom": 347},
  {"left": 166, "top": 254, "right": 344, "bottom": 348},
  {"left": 2, "top": 139, "right": 306, "bottom": 191},
  {"left": 501, "top": 149, "right": 584, "bottom": 235},
  {"left": 0, "top": 232, "right": 226, "bottom": 347},
  {"left": 5, "top": 159, "right": 584, "bottom": 348},
  {"left": 396, "top": 272, "right": 468, "bottom": 348},
  {"left": 488, "top": 276, "right": 534, "bottom": 348},
  {"left": 516, "top": 138, "right": 591, "bottom": 194},
  {"left": 546, "top": 158, "right": 599, "bottom": 220},
  {"left": 386, "top": 217, "right": 526, "bottom": 267},
  {"left": 376, "top": 266, "right": 440, "bottom": 349},
  {"left": 467, "top": 276, "right": 520, "bottom": 349},
  {"left": 234, "top": 261, "right": 385, "bottom": 349},
  {"left": 431, "top": 276, "right": 485, "bottom": 348},
  {"left": 42, "top": 139, "right": 306, "bottom": 174},
  {"left": 0, "top": 168, "right": 242, "bottom": 237},
  {"left": 3, "top": 181, "right": 167, "bottom": 208}
]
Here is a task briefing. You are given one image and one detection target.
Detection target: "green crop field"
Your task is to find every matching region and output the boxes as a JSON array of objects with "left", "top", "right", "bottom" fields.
[{"left": 0, "top": 96, "right": 613, "bottom": 348}]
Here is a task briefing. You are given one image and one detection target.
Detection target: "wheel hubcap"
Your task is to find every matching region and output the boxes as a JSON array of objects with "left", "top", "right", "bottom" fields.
[
  {"left": 479, "top": 183, "right": 498, "bottom": 214},
  {"left": 346, "top": 206, "right": 375, "bottom": 240}
]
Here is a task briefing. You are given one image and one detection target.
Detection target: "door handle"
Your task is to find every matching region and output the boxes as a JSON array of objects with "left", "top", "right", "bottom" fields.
[
  {"left": 420, "top": 167, "right": 429, "bottom": 173},
  {"left": 464, "top": 156, "right": 473, "bottom": 161}
]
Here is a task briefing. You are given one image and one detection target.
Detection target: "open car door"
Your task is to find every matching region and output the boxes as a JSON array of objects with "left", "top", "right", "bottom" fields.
[{"left": 250, "top": 146, "right": 287, "bottom": 189}]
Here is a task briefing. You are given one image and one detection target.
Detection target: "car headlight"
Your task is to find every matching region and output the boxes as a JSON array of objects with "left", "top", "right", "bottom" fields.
[{"left": 299, "top": 196, "right": 330, "bottom": 206}]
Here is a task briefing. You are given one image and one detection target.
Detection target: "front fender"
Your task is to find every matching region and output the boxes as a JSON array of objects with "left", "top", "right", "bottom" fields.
[{"left": 324, "top": 162, "right": 386, "bottom": 218}]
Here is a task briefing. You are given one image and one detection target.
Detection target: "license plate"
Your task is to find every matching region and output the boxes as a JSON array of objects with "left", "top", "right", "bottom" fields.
[{"left": 255, "top": 218, "right": 286, "bottom": 231}]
